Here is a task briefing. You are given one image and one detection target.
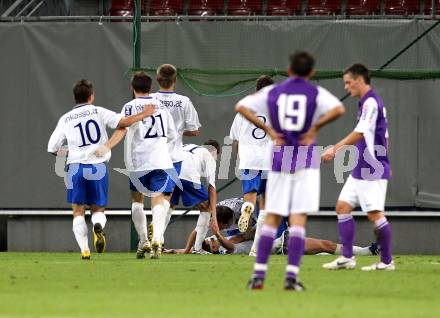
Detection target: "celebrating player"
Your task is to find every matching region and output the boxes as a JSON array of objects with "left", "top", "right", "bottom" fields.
[
  {"left": 322, "top": 64, "right": 393, "bottom": 271},
  {"left": 170, "top": 141, "right": 219, "bottom": 253},
  {"left": 236, "top": 51, "right": 345, "bottom": 291},
  {"left": 47, "top": 79, "right": 156, "bottom": 259},
  {"left": 229, "top": 75, "right": 273, "bottom": 256},
  {"left": 151, "top": 64, "right": 201, "bottom": 246}
]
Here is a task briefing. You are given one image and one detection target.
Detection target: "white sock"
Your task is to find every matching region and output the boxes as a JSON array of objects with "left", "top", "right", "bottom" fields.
[
  {"left": 91, "top": 212, "right": 107, "bottom": 229},
  {"left": 353, "top": 245, "right": 373, "bottom": 256},
  {"left": 152, "top": 204, "right": 166, "bottom": 243},
  {"left": 72, "top": 216, "right": 89, "bottom": 253},
  {"left": 335, "top": 244, "right": 342, "bottom": 255},
  {"left": 194, "top": 212, "right": 211, "bottom": 251},
  {"left": 272, "top": 237, "right": 282, "bottom": 253},
  {"left": 162, "top": 200, "right": 172, "bottom": 244},
  {"left": 132, "top": 202, "right": 148, "bottom": 242},
  {"left": 250, "top": 210, "right": 267, "bottom": 252}
]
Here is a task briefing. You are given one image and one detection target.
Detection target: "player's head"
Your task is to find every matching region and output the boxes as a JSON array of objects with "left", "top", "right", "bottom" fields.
[
  {"left": 73, "top": 79, "right": 94, "bottom": 104},
  {"left": 256, "top": 75, "right": 274, "bottom": 91},
  {"left": 343, "top": 64, "right": 371, "bottom": 98},
  {"left": 288, "top": 51, "right": 315, "bottom": 79},
  {"left": 216, "top": 205, "right": 234, "bottom": 230},
  {"left": 131, "top": 72, "right": 152, "bottom": 95},
  {"left": 157, "top": 64, "right": 177, "bottom": 89},
  {"left": 203, "top": 139, "right": 220, "bottom": 160},
  {"left": 202, "top": 236, "right": 221, "bottom": 254}
]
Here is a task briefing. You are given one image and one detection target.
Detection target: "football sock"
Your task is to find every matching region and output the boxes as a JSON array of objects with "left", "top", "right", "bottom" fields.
[
  {"left": 334, "top": 244, "right": 342, "bottom": 255},
  {"left": 73, "top": 216, "right": 89, "bottom": 253},
  {"left": 375, "top": 217, "right": 393, "bottom": 264},
  {"left": 91, "top": 211, "right": 106, "bottom": 229},
  {"left": 131, "top": 202, "right": 148, "bottom": 242},
  {"left": 338, "top": 214, "right": 355, "bottom": 258},
  {"left": 353, "top": 245, "right": 373, "bottom": 256},
  {"left": 152, "top": 204, "right": 166, "bottom": 244},
  {"left": 286, "top": 226, "right": 305, "bottom": 279},
  {"left": 253, "top": 224, "right": 276, "bottom": 279},
  {"left": 250, "top": 210, "right": 267, "bottom": 252},
  {"left": 194, "top": 212, "right": 211, "bottom": 251},
  {"left": 162, "top": 199, "right": 172, "bottom": 244}
]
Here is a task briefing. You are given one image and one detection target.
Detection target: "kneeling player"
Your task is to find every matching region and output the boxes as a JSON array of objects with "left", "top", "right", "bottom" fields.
[{"left": 47, "top": 79, "right": 156, "bottom": 259}]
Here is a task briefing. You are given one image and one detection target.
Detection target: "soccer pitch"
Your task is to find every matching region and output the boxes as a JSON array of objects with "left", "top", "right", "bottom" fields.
[{"left": 1, "top": 253, "right": 439, "bottom": 318}]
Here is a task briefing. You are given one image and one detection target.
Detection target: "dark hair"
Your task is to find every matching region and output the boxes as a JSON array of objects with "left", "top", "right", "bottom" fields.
[
  {"left": 289, "top": 51, "right": 315, "bottom": 77},
  {"left": 203, "top": 139, "right": 220, "bottom": 155},
  {"left": 156, "top": 64, "right": 177, "bottom": 89},
  {"left": 344, "top": 64, "right": 371, "bottom": 85},
  {"left": 131, "top": 72, "right": 152, "bottom": 94},
  {"left": 256, "top": 75, "right": 274, "bottom": 91},
  {"left": 216, "top": 206, "right": 234, "bottom": 224},
  {"left": 73, "top": 79, "right": 93, "bottom": 104}
]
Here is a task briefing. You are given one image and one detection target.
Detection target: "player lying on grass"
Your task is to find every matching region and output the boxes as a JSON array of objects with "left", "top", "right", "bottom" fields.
[
  {"left": 165, "top": 198, "right": 378, "bottom": 256},
  {"left": 95, "top": 72, "right": 178, "bottom": 259},
  {"left": 229, "top": 75, "right": 274, "bottom": 257},
  {"left": 47, "top": 79, "right": 156, "bottom": 260},
  {"left": 151, "top": 64, "right": 202, "bottom": 248}
]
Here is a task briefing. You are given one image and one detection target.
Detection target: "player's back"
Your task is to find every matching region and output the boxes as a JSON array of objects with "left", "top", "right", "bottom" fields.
[
  {"left": 48, "top": 103, "right": 122, "bottom": 164},
  {"left": 151, "top": 91, "right": 201, "bottom": 162},
  {"left": 122, "top": 97, "right": 173, "bottom": 172},
  {"left": 179, "top": 144, "right": 216, "bottom": 186}
]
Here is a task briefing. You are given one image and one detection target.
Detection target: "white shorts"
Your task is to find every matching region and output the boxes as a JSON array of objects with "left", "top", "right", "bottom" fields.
[
  {"left": 265, "top": 169, "right": 320, "bottom": 216},
  {"left": 338, "top": 175, "right": 388, "bottom": 212}
]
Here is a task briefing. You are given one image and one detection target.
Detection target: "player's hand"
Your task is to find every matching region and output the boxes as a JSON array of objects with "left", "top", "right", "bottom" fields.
[
  {"left": 210, "top": 216, "right": 220, "bottom": 234},
  {"left": 267, "top": 128, "right": 285, "bottom": 146},
  {"left": 321, "top": 146, "right": 336, "bottom": 163},
  {"left": 299, "top": 126, "right": 317, "bottom": 145},
  {"left": 94, "top": 145, "right": 110, "bottom": 157},
  {"left": 56, "top": 146, "right": 69, "bottom": 157},
  {"left": 141, "top": 104, "right": 156, "bottom": 117}
]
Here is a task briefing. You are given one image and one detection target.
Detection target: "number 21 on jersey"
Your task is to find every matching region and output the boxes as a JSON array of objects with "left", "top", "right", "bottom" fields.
[{"left": 277, "top": 94, "right": 307, "bottom": 131}]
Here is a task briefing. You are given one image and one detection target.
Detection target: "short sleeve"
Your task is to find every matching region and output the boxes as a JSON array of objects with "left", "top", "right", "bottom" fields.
[
  {"left": 47, "top": 118, "right": 66, "bottom": 153},
  {"left": 315, "top": 86, "right": 342, "bottom": 118},
  {"left": 98, "top": 106, "right": 123, "bottom": 129},
  {"left": 229, "top": 114, "right": 242, "bottom": 141},
  {"left": 354, "top": 97, "right": 378, "bottom": 134},
  {"left": 237, "top": 86, "right": 271, "bottom": 114},
  {"left": 184, "top": 98, "right": 202, "bottom": 131}
]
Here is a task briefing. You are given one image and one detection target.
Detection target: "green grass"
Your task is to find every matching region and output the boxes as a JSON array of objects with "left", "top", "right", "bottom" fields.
[{"left": 1, "top": 253, "right": 440, "bottom": 318}]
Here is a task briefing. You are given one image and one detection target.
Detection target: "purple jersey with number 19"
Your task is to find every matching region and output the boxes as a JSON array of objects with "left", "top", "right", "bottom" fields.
[{"left": 238, "top": 77, "right": 342, "bottom": 173}]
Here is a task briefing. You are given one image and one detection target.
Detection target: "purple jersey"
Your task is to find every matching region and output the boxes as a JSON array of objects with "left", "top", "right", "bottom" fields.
[
  {"left": 352, "top": 89, "right": 391, "bottom": 180},
  {"left": 238, "top": 77, "right": 341, "bottom": 173}
]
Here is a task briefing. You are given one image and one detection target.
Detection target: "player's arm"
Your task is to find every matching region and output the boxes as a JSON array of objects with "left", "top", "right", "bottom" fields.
[
  {"left": 117, "top": 104, "right": 156, "bottom": 128},
  {"left": 183, "top": 230, "right": 197, "bottom": 254},
  {"left": 94, "top": 128, "right": 127, "bottom": 157},
  {"left": 183, "top": 99, "right": 201, "bottom": 137},
  {"left": 183, "top": 130, "right": 199, "bottom": 137},
  {"left": 207, "top": 184, "right": 218, "bottom": 233},
  {"left": 47, "top": 119, "right": 67, "bottom": 155},
  {"left": 322, "top": 98, "right": 377, "bottom": 163},
  {"left": 213, "top": 232, "right": 235, "bottom": 254}
]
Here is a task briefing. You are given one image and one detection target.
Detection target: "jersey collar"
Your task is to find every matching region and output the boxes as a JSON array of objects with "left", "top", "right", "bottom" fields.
[
  {"left": 158, "top": 91, "right": 175, "bottom": 94},
  {"left": 138, "top": 96, "right": 152, "bottom": 99}
]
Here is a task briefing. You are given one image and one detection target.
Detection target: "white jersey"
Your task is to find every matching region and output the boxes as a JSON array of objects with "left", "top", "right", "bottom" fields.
[
  {"left": 179, "top": 144, "right": 216, "bottom": 187},
  {"left": 150, "top": 91, "right": 201, "bottom": 163},
  {"left": 229, "top": 112, "right": 272, "bottom": 170},
  {"left": 121, "top": 97, "right": 177, "bottom": 171},
  {"left": 47, "top": 103, "right": 123, "bottom": 164}
]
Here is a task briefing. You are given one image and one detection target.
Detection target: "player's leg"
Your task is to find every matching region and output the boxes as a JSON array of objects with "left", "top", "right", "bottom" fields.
[
  {"left": 150, "top": 193, "right": 167, "bottom": 259},
  {"left": 193, "top": 200, "right": 212, "bottom": 253},
  {"left": 323, "top": 176, "right": 358, "bottom": 270},
  {"left": 90, "top": 205, "right": 107, "bottom": 254},
  {"left": 130, "top": 191, "right": 151, "bottom": 259},
  {"left": 72, "top": 204, "right": 90, "bottom": 259},
  {"left": 162, "top": 162, "right": 182, "bottom": 244},
  {"left": 249, "top": 175, "right": 267, "bottom": 256},
  {"left": 238, "top": 169, "right": 260, "bottom": 232},
  {"left": 248, "top": 171, "right": 288, "bottom": 290}
]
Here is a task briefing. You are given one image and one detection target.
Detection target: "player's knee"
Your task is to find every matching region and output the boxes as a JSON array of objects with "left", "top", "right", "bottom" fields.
[
  {"left": 336, "top": 200, "right": 352, "bottom": 214},
  {"left": 367, "top": 210, "right": 384, "bottom": 222}
]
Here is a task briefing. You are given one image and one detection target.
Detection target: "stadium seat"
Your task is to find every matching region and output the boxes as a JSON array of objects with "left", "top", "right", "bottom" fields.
[
  {"left": 188, "top": 0, "right": 224, "bottom": 15},
  {"left": 307, "top": 0, "right": 341, "bottom": 15},
  {"left": 384, "top": 0, "right": 421, "bottom": 15},
  {"left": 424, "top": 0, "right": 440, "bottom": 15},
  {"left": 109, "top": 0, "right": 134, "bottom": 16},
  {"left": 227, "top": 0, "right": 262, "bottom": 15},
  {"left": 345, "top": 0, "right": 380, "bottom": 15},
  {"left": 266, "top": 0, "right": 301, "bottom": 15},
  {"left": 149, "top": 0, "right": 184, "bottom": 15}
]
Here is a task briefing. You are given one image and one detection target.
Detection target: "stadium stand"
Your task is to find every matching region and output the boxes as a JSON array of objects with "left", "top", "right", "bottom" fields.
[
  {"left": 424, "top": 0, "right": 440, "bottom": 14},
  {"left": 188, "top": 0, "right": 225, "bottom": 15},
  {"left": 149, "top": 0, "right": 185, "bottom": 15},
  {"left": 227, "top": 0, "right": 262, "bottom": 15},
  {"left": 384, "top": 0, "right": 421, "bottom": 15},
  {"left": 306, "top": 0, "right": 341, "bottom": 15},
  {"left": 345, "top": 0, "right": 381, "bottom": 15},
  {"left": 266, "top": 0, "right": 301, "bottom": 15},
  {"left": 109, "top": 0, "right": 133, "bottom": 16}
]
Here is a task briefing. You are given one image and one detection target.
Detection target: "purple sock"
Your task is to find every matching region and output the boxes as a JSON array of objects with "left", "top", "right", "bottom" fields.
[
  {"left": 375, "top": 217, "right": 393, "bottom": 264},
  {"left": 253, "top": 224, "right": 276, "bottom": 279},
  {"left": 286, "top": 226, "right": 305, "bottom": 279},
  {"left": 338, "top": 214, "right": 355, "bottom": 258}
]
